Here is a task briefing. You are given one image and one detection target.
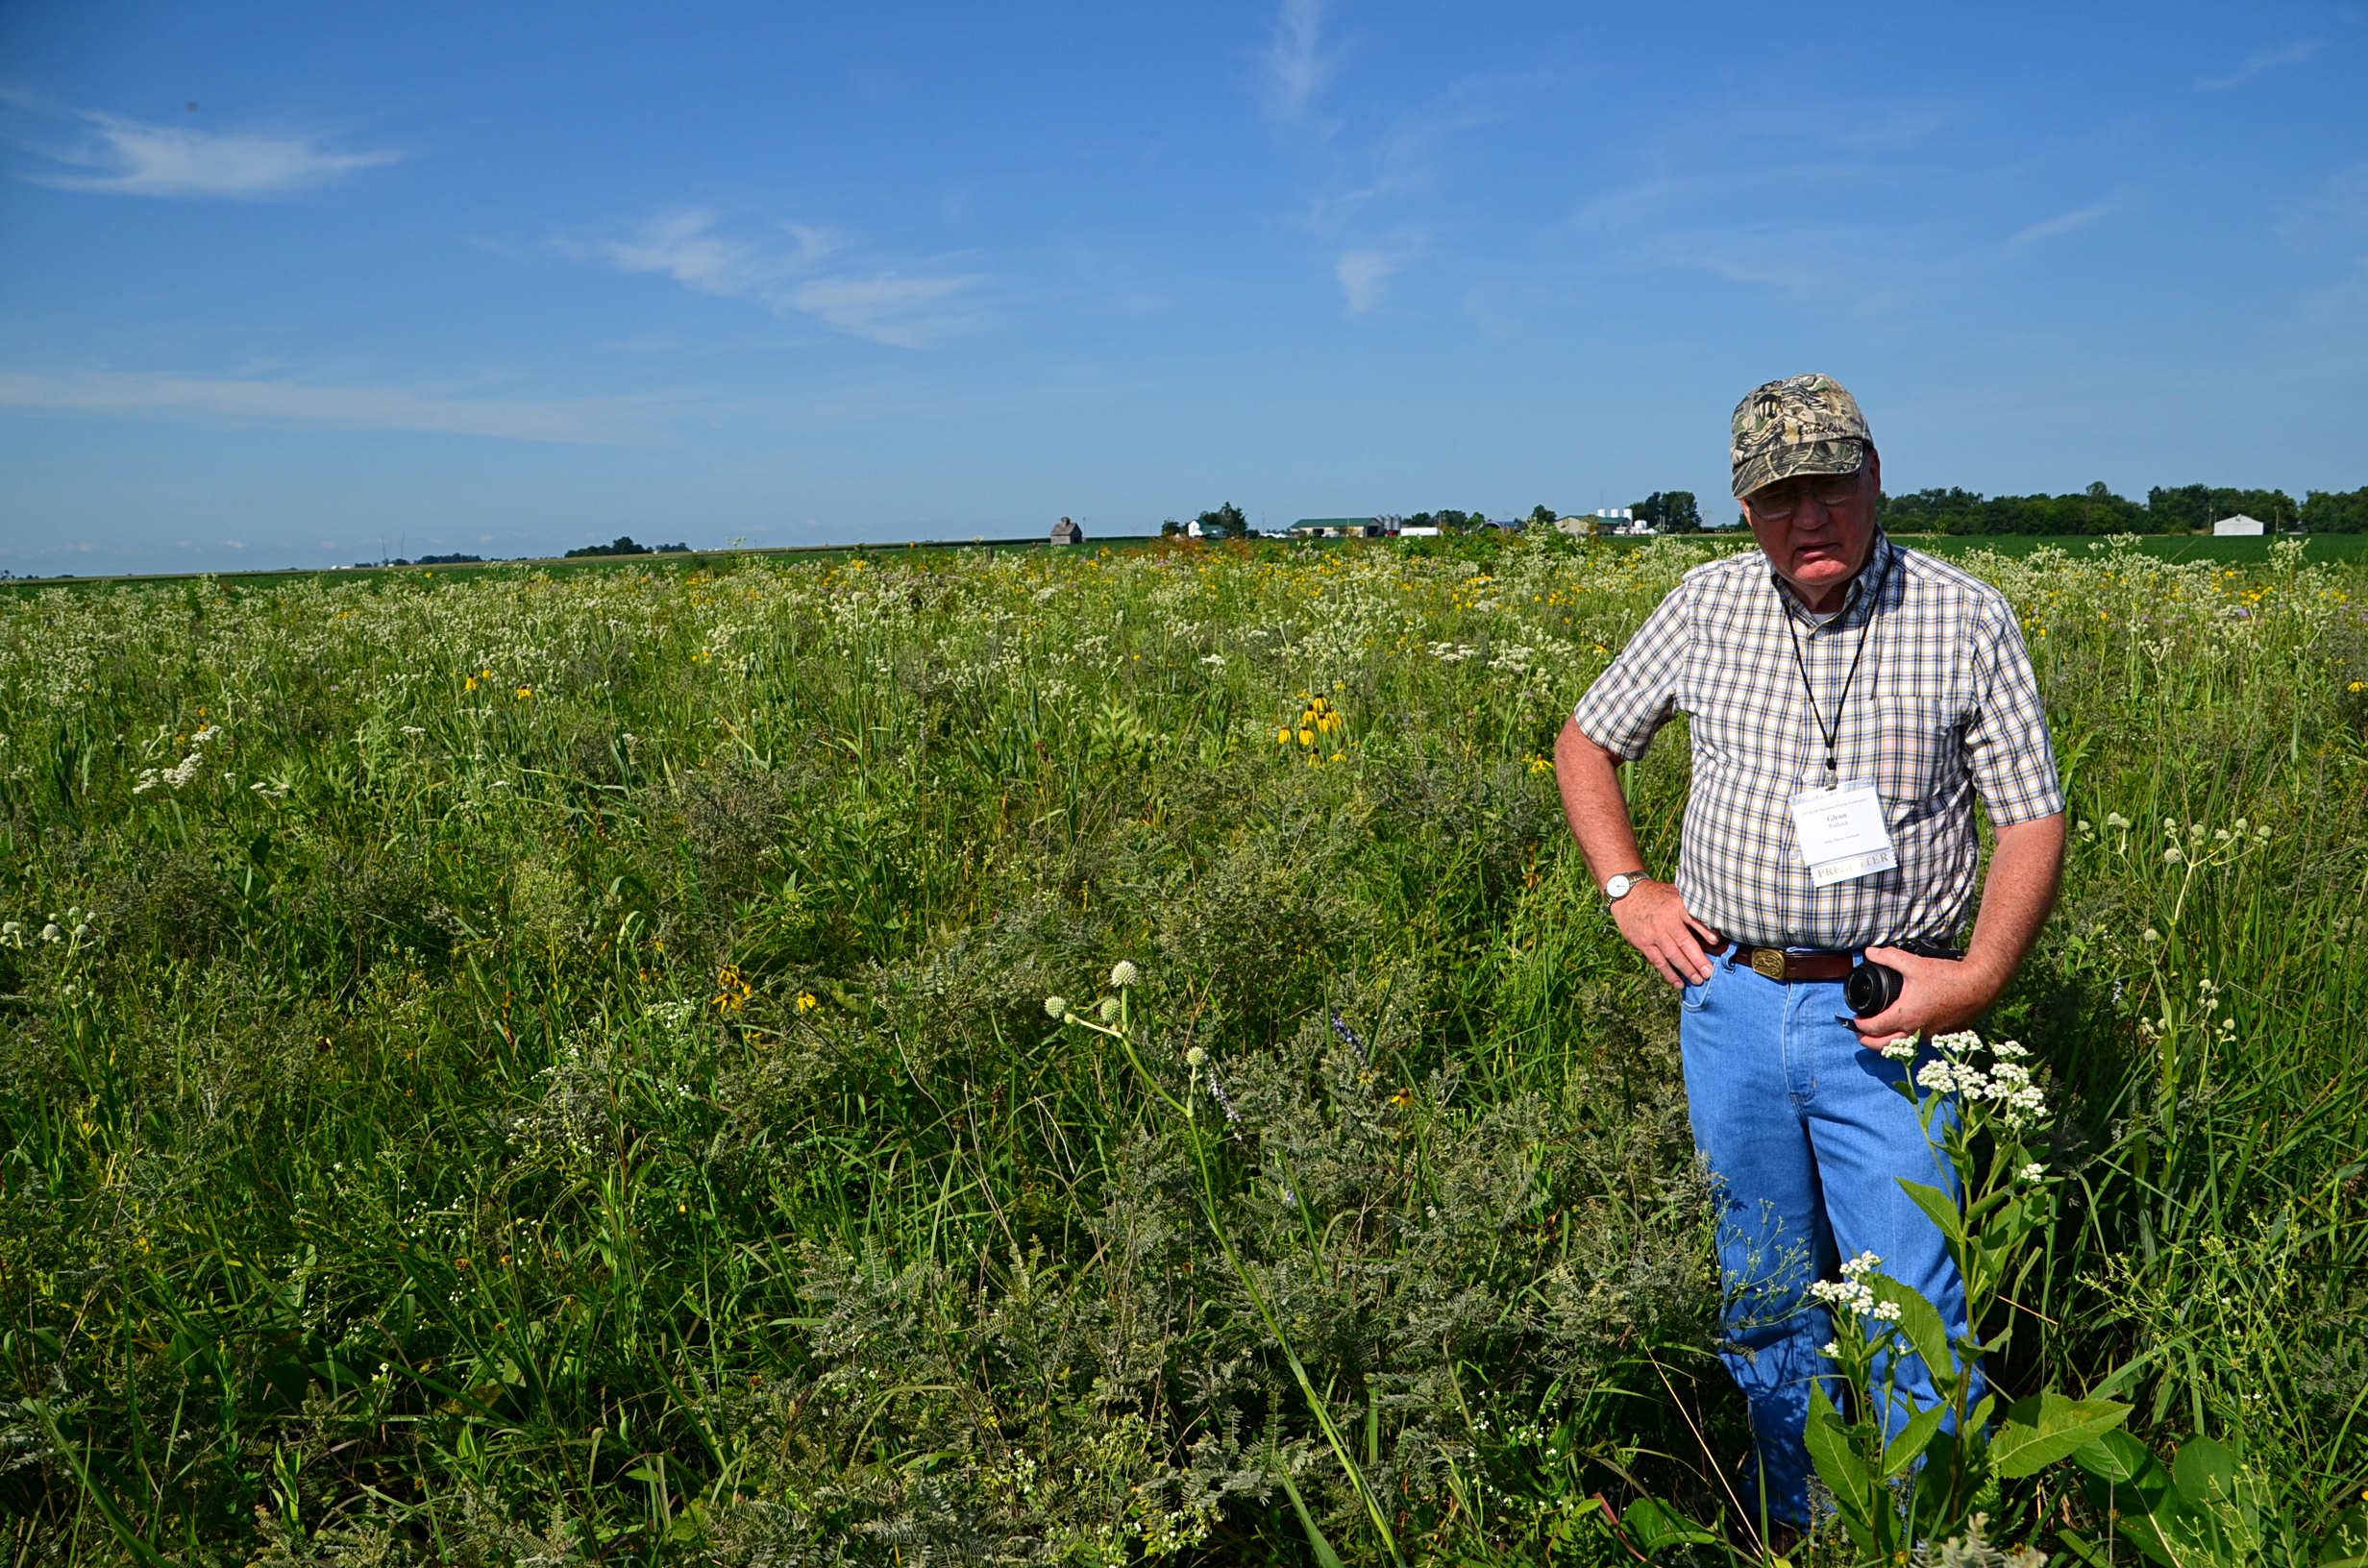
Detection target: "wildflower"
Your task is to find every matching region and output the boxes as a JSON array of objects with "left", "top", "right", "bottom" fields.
[
  {"left": 1819, "top": 1341, "right": 1841, "bottom": 1358},
  {"left": 1206, "top": 1068, "right": 1242, "bottom": 1123},
  {"left": 1869, "top": 1299, "right": 1903, "bottom": 1323},
  {"left": 2163, "top": 846, "right": 2183, "bottom": 865},
  {"left": 1098, "top": 995, "right": 1122, "bottom": 1022},
  {"left": 2143, "top": 928, "right": 2161, "bottom": 943},
  {"left": 2352, "top": 681, "right": 2366, "bottom": 693},
  {"left": 515, "top": 686, "right": 532, "bottom": 699},
  {"left": 1109, "top": 960, "right": 1138, "bottom": 988},
  {"left": 796, "top": 992, "right": 818, "bottom": 1012},
  {"left": 1276, "top": 726, "right": 1293, "bottom": 745},
  {"left": 401, "top": 725, "right": 426, "bottom": 737},
  {"left": 2018, "top": 1162, "right": 2047, "bottom": 1183},
  {"left": 40, "top": 922, "right": 62, "bottom": 943},
  {"left": 1298, "top": 728, "right": 1314, "bottom": 747},
  {"left": 1045, "top": 995, "right": 1069, "bottom": 1018},
  {"left": 2106, "top": 812, "right": 2130, "bottom": 829},
  {"left": 1185, "top": 1046, "right": 1207, "bottom": 1067}
]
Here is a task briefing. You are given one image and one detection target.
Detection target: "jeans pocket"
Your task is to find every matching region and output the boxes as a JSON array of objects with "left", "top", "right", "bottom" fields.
[{"left": 1681, "top": 964, "right": 1715, "bottom": 1013}]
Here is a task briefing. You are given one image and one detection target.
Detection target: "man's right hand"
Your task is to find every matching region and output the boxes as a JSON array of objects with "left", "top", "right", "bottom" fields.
[{"left": 1611, "top": 879, "right": 1721, "bottom": 988}]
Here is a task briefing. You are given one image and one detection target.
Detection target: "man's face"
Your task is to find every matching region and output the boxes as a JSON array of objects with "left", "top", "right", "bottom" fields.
[{"left": 1742, "top": 447, "right": 1883, "bottom": 607}]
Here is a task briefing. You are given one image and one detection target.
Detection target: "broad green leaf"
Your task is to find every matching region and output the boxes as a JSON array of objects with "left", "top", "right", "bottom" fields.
[
  {"left": 1876, "top": 1276, "right": 1958, "bottom": 1395},
  {"left": 1805, "top": 1381, "right": 1874, "bottom": 1546},
  {"left": 1883, "top": 1399, "right": 1950, "bottom": 1478},
  {"left": 2071, "top": 1429, "right": 2168, "bottom": 1489},
  {"left": 1990, "top": 1392, "right": 2134, "bottom": 1479},
  {"left": 2172, "top": 1435, "right": 2238, "bottom": 1511},
  {"left": 1897, "top": 1179, "right": 1968, "bottom": 1245}
]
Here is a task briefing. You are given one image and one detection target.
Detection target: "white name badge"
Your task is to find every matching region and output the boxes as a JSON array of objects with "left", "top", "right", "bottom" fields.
[{"left": 1788, "top": 777, "right": 1898, "bottom": 887}]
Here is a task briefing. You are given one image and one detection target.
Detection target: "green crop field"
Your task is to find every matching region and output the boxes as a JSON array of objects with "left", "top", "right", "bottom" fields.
[{"left": 2, "top": 533, "right": 2362, "bottom": 1565}]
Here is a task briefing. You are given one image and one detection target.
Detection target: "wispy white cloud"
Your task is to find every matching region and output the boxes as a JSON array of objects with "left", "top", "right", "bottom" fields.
[
  {"left": 1263, "top": 0, "right": 1335, "bottom": 120},
  {"left": 1335, "top": 246, "right": 1419, "bottom": 315},
  {"left": 2196, "top": 38, "right": 2324, "bottom": 91},
  {"left": 2005, "top": 201, "right": 2114, "bottom": 249},
  {"left": 573, "top": 208, "right": 985, "bottom": 347},
  {"left": 16, "top": 109, "right": 401, "bottom": 198},
  {"left": 0, "top": 367, "right": 671, "bottom": 443}
]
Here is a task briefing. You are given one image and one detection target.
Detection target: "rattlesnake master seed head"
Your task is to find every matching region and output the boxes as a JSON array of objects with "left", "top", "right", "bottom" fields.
[
  {"left": 1108, "top": 960, "right": 1139, "bottom": 988},
  {"left": 1044, "top": 995, "right": 1068, "bottom": 1018},
  {"left": 1098, "top": 996, "right": 1122, "bottom": 1022},
  {"left": 1185, "top": 1047, "right": 1207, "bottom": 1066}
]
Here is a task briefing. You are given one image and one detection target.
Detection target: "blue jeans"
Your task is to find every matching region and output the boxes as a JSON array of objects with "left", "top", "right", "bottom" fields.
[{"left": 1679, "top": 944, "right": 1983, "bottom": 1528}]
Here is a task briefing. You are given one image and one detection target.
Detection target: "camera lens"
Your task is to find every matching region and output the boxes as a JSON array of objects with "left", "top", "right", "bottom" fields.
[{"left": 1845, "top": 961, "right": 1902, "bottom": 1017}]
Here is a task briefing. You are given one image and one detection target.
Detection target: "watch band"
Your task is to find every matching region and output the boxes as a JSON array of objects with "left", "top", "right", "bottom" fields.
[{"left": 1604, "top": 870, "right": 1650, "bottom": 900}]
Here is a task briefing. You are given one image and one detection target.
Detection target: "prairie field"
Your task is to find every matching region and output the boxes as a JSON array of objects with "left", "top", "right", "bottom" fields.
[{"left": 0, "top": 532, "right": 2362, "bottom": 1565}]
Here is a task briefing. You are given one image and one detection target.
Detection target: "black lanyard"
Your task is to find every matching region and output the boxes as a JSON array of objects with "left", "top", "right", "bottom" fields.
[{"left": 1784, "top": 553, "right": 1890, "bottom": 783}]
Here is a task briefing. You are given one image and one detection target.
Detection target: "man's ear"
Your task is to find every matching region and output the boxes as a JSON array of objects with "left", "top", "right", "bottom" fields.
[{"left": 1864, "top": 446, "right": 1882, "bottom": 497}]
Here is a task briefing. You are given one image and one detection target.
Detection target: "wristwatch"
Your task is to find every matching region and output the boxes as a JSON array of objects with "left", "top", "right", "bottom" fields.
[{"left": 1604, "top": 871, "right": 1650, "bottom": 901}]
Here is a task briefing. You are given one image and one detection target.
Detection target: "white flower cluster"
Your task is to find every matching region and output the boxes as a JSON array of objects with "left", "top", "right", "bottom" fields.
[
  {"left": 1808, "top": 1251, "right": 1897, "bottom": 1321},
  {"left": 133, "top": 751, "right": 202, "bottom": 793},
  {"left": 1913, "top": 1033, "right": 2046, "bottom": 1125}
]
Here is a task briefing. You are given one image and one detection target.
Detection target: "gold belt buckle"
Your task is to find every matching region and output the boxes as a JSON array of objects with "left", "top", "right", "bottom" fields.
[{"left": 1750, "top": 947, "right": 1788, "bottom": 981}]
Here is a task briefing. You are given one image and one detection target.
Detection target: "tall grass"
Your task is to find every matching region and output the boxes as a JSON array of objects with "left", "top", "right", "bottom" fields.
[{"left": 0, "top": 532, "right": 2360, "bottom": 1565}]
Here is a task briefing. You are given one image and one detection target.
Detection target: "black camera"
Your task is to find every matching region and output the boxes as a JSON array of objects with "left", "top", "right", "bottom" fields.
[{"left": 1845, "top": 942, "right": 1965, "bottom": 1018}]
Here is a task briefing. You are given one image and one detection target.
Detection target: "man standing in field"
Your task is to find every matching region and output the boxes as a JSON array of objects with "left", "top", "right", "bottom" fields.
[{"left": 1553, "top": 375, "right": 2066, "bottom": 1532}]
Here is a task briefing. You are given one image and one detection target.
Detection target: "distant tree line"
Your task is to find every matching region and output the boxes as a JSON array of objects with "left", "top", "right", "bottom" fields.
[
  {"left": 1874, "top": 482, "right": 2368, "bottom": 535},
  {"left": 563, "top": 536, "right": 692, "bottom": 558}
]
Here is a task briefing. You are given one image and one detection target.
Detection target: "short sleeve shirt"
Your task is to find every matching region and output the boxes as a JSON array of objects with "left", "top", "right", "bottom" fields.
[{"left": 1569, "top": 533, "right": 2062, "bottom": 950}]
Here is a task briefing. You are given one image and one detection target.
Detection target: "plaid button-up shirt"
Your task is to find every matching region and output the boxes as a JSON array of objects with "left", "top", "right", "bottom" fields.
[{"left": 1571, "top": 532, "right": 2062, "bottom": 950}]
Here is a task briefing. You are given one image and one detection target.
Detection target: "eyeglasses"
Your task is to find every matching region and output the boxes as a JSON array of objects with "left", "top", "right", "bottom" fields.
[{"left": 1747, "top": 473, "right": 1863, "bottom": 520}]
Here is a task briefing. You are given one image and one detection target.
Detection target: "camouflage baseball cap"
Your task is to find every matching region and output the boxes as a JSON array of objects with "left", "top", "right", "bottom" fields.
[{"left": 1730, "top": 373, "right": 1870, "bottom": 499}]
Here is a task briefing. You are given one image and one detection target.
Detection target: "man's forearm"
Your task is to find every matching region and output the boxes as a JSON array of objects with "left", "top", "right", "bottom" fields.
[
  {"left": 1962, "top": 813, "right": 2067, "bottom": 992},
  {"left": 1554, "top": 717, "right": 1646, "bottom": 890}
]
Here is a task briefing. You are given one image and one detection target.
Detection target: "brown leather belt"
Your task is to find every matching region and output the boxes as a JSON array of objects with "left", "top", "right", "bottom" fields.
[{"left": 1720, "top": 943, "right": 1854, "bottom": 982}]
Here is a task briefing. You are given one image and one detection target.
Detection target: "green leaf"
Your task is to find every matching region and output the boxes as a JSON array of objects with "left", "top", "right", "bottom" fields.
[
  {"left": 2171, "top": 1435, "right": 2238, "bottom": 1511},
  {"left": 2058, "top": 1528, "right": 2114, "bottom": 1568},
  {"left": 2318, "top": 1505, "right": 2368, "bottom": 1568},
  {"left": 1805, "top": 1380, "right": 1872, "bottom": 1497},
  {"left": 1990, "top": 1392, "right": 2134, "bottom": 1479},
  {"left": 1876, "top": 1276, "right": 1959, "bottom": 1395},
  {"left": 2072, "top": 1430, "right": 2167, "bottom": 1488},
  {"left": 1624, "top": 1497, "right": 1721, "bottom": 1554},
  {"left": 1274, "top": 1467, "right": 1346, "bottom": 1568},
  {"left": 1897, "top": 1179, "right": 1968, "bottom": 1245},
  {"left": 1882, "top": 1399, "right": 1950, "bottom": 1478}
]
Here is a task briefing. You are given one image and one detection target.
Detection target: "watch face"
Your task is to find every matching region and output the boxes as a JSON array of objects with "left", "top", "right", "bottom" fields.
[{"left": 1607, "top": 874, "right": 1637, "bottom": 898}]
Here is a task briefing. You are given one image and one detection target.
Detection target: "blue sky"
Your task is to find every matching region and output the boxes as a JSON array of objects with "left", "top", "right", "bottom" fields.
[{"left": 1, "top": 1, "right": 2363, "bottom": 575}]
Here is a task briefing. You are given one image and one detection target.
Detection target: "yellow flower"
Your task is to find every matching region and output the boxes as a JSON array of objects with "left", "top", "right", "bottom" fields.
[
  {"left": 2351, "top": 681, "right": 2366, "bottom": 693},
  {"left": 1277, "top": 726, "right": 1294, "bottom": 746},
  {"left": 1298, "top": 728, "right": 1314, "bottom": 747},
  {"left": 463, "top": 675, "right": 478, "bottom": 691},
  {"left": 515, "top": 686, "right": 532, "bottom": 699},
  {"left": 797, "top": 992, "right": 819, "bottom": 1012}
]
